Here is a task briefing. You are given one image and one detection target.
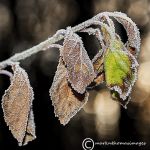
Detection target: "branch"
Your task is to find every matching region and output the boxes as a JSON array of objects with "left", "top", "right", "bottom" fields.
[
  {"left": 0, "top": 12, "right": 117, "bottom": 69},
  {"left": 0, "top": 29, "right": 66, "bottom": 69}
]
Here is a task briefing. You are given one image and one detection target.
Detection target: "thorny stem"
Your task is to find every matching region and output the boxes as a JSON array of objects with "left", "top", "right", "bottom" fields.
[{"left": 0, "top": 12, "right": 115, "bottom": 69}]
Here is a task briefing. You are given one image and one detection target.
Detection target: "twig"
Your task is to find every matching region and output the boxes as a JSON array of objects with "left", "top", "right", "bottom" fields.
[
  {"left": 0, "top": 70, "right": 13, "bottom": 78},
  {"left": 0, "top": 12, "right": 117, "bottom": 69}
]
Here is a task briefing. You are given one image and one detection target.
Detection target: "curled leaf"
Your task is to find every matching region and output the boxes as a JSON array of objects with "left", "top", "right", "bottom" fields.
[
  {"left": 2, "top": 64, "right": 36, "bottom": 146},
  {"left": 101, "top": 25, "right": 111, "bottom": 46},
  {"left": 23, "top": 109, "right": 36, "bottom": 145},
  {"left": 61, "top": 27, "right": 96, "bottom": 94},
  {"left": 50, "top": 58, "right": 89, "bottom": 125},
  {"left": 109, "top": 12, "right": 141, "bottom": 56},
  {"left": 111, "top": 90, "right": 131, "bottom": 109},
  {"left": 92, "top": 50, "right": 104, "bottom": 75}
]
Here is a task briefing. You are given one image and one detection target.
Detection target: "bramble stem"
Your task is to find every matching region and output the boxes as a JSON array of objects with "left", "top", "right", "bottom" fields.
[
  {"left": 0, "top": 30, "right": 65, "bottom": 69},
  {"left": 0, "top": 12, "right": 115, "bottom": 69}
]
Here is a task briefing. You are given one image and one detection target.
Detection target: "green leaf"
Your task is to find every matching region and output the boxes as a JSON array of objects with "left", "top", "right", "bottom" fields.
[
  {"left": 104, "top": 41, "right": 131, "bottom": 87},
  {"left": 104, "top": 39, "right": 138, "bottom": 101}
]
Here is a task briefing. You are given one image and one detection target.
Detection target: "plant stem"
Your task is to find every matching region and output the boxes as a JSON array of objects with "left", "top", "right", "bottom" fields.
[
  {"left": 0, "top": 70, "right": 13, "bottom": 78},
  {"left": 0, "top": 31, "right": 65, "bottom": 69},
  {"left": 0, "top": 12, "right": 112, "bottom": 69}
]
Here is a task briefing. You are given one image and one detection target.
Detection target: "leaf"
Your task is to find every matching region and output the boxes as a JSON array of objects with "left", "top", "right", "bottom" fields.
[
  {"left": 61, "top": 28, "right": 96, "bottom": 94},
  {"left": 104, "top": 39, "right": 138, "bottom": 100},
  {"left": 111, "top": 90, "right": 131, "bottom": 109},
  {"left": 101, "top": 25, "right": 111, "bottom": 46},
  {"left": 88, "top": 50, "right": 104, "bottom": 87},
  {"left": 105, "top": 50, "right": 131, "bottom": 86},
  {"left": 127, "top": 45, "right": 137, "bottom": 56},
  {"left": 110, "top": 12, "right": 141, "bottom": 56},
  {"left": 50, "top": 58, "right": 89, "bottom": 125},
  {"left": 92, "top": 50, "right": 104, "bottom": 75},
  {"left": 23, "top": 109, "right": 36, "bottom": 145},
  {"left": 2, "top": 64, "right": 36, "bottom": 146}
]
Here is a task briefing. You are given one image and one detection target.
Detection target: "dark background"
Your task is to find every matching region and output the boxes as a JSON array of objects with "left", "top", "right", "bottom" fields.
[{"left": 0, "top": 0, "right": 150, "bottom": 150}]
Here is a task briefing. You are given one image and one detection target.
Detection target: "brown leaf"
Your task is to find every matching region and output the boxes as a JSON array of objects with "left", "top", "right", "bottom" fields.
[
  {"left": 90, "top": 51, "right": 104, "bottom": 87},
  {"left": 111, "top": 12, "right": 141, "bottom": 55},
  {"left": 50, "top": 58, "right": 89, "bottom": 125},
  {"left": 2, "top": 64, "right": 36, "bottom": 146},
  {"left": 61, "top": 28, "right": 96, "bottom": 94},
  {"left": 93, "top": 73, "right": 104, "bottom": 86},
  {"left": 23, "top": 109, "right": 36, "bottom": 145},
  {"left": 101, "top": 26, "right": 111, "bottom": 46},
  {"left": 92, "top": 51, "right": 104, "bottom": 75},
  {"left": 128, "top": 46, "right": 136, "bottom": 56}
]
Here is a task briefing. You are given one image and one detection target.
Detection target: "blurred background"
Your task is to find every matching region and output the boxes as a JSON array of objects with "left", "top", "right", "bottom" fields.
[{"left": 0, "top": 0, "right": 150, "bottom": 150}]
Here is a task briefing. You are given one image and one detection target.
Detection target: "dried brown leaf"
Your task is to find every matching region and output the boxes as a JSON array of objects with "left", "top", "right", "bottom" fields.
[
  {"left": 101, "top": 26, "right": 111, "bottom": 46},
  {"left": 92, "top": 73, "right": 104, "bottom": 87},
  {"left": 92, "top": 51, "right": 104, "bottom": 75},
  {"left": 61, "top": 28, "right": 96, "bottom": 94},
  {"left": 23, "top": 109, "right": 36, "bottom": 145},
  {"left": 111, "top": 12, "right": 141, "bottom": 55},
  {"left": 50, "top": 58, "right": 89, "bottom": 125},
  {"left": 90, "top": 51, "right": 104, "bottom": 87},
  {"left": 2, "top": 64, "right": 36, "bottom": 146}
]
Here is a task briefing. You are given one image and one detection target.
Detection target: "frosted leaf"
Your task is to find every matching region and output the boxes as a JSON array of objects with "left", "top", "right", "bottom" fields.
[
  {"left": 104, "top": 39, "right": 138, "bottom": 100},
  {"left": 23, "top": 109, "right": 36, "bottom": 146},
  {"left": 2, "top": 64, "right": 36, "bottom": 146},
  {"left": 92, "top": 15, "right": 116, "bottom": 43},
  {"left": 89, "top": 73, "right": 104, "bottom": 88},
  {"left": 111, "top": 51, "right": 138, "bottom": 100},
  {"left": 111, "top": 90, "right": 131, "bottom": 109},
  {"left": 61, "top": 27, "right": 96, "bottom": 94},
  {"left": 103, "top": 14, "right": 115, "bottom": 30},
  {"left": 92, "top": 51, "right": 104, "bottom": 75},
  {"left": 108, "top": 12, "right": 141, "bottom": 56},
  {"left": 101, "top": 25, "right": 112, "bottom": 47},
  {"left": 50, "top": 58, "right": 89, "bottom": 125},
  {"left": 90, "top": 50, "right": 104, "bottom": 87}
]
